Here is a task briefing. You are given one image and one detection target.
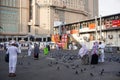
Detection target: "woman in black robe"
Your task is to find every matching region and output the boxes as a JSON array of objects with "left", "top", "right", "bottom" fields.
[{"left": 34, "top": 43, "right": 40, "bottom": 60}]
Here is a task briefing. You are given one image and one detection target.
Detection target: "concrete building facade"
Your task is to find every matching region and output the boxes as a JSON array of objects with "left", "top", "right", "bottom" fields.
[
  {"left": 0, "top": 0, "right": 98, "bottom": 42},
  {"left": 83, "top": 0, "right": 98, "bottom": 18},
  {"left": 53, "top": 13, "right": 120, "bottom": 49},
  {"left": 0, "top": 0, "right": 29, "bottom": 41}
]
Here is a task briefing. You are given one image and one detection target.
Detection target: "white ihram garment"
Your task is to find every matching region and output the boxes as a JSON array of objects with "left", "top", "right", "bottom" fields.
[
  {"left": 28, "top": 45, "right": 32, "bottom": 56},
  {"left": 18, "top": 44, "right": 21, "bottom": 53},
  {"left": 78, "top": 45, "right": 88, "bottom": 58},
  {"left": 69, "top": 44, "right": 72, "bottom": 50},
  {"left": 99, "top": 43, "right": 105, "bottom": 62},
  {"left": 6, "top": 46, "right": 19, "bottom": 73}
]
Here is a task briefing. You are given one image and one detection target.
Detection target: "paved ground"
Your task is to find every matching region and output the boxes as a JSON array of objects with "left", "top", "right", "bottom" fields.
[{"left": 0, "top": 49, "right": 120, "bottom": 80}]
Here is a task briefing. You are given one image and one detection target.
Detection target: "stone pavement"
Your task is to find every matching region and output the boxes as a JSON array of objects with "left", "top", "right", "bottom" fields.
[{"left": 0, "top": 49, "right": 120, "bottom": 80}]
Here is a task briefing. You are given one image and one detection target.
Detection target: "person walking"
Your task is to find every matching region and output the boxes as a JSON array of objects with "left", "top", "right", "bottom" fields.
[
  {"left": 91, "top": 41, "right": 99, "bottom": 64},
  {"left": 98, "top": 41, "right": 105, "bottom": 62},
  {"left": 78, "top": 44, "right": 89, "bottom": 65},
  {"left": 34, "top": 43, "right": 40, "bottom": 60},
  {"left": 46, "top": 44, "right": 50, "bottom": 51},
  {"left": 56, "top": 44, "right": 59, "bottom": 50},
  {"left": 6, "top": 41, "right": 19, "bottom": 77},
  {"left": 28, "top": 42, "right": 32, "bottom": 56},
  {"left": 68, "top": 43, "right": 72, "bottom": 50},
  {"left": 17, "top": 42, "right": 22, "bottom": 54}
]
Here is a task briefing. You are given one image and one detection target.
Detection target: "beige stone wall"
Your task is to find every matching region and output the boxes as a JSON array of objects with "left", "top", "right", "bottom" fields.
[
  {"left": 21, "top": 8, "right": 29, "bottom": 34},
  {"left": 88, "top": 0, "right": 98, "bottom": 18},
  {"left": 37, "top": 8, "right": 88, "bottom": 35},
  {"left": 35, "top": 0, "right": 88, "bottom": 36},
  {"left": 0, "top": 0, "right": 29, "bottom": 35},
  {"left": 0, "top": 0, "right": 97, "bottom": 38},
  {"left": 64, "top": 12, "right": 87, "bottom": 23},
  {"left": 39, "top": 6, "right": 50, "bottom": 35},
  {"left": 19, "top": 0, "right": 29, "bottom": 34},
  {"left": 106, "top": 31, "right": 120, "bottom": 46}
]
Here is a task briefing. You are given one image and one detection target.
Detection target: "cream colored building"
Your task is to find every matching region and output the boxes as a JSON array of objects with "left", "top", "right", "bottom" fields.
[
  {"left": 0, "top": 0, "right": 29, "bottom": 41},
  {"left": 83, "top": 0, "right": 98, "bottom": 18},
  {"left": 0, "top": 0, "right": 98, "bottom": 42},
  {"left": 29, "top": 0, "right": 98, "bottom": 38}
]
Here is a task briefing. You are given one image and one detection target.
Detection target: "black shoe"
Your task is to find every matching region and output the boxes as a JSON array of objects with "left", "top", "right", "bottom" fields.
[
  {"left": 8, "top": 73, "right": 16, "bottom": 77},
  {"left": 8, "top": 73, "right": 12, "bottom": 77}
]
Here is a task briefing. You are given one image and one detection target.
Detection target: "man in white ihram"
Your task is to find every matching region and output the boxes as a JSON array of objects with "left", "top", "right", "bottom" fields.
[
  {"left": 6, "top": 41, "right": 19, "bottom": 77},
  {"left": 98, "top": 42, "right": 105, "bottom": 62},
  {"left": 28, "top": 42, "right": 32, "bottom": 56}
]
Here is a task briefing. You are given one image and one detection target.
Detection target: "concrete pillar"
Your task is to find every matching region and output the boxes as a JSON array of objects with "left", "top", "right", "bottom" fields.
[
  {"left": 16, "top": 37, "right": 18, "bottom": 41},
  {"left": 28, "top": 37, "right": 30, "bottom": 42},
  {"left": 6, "top": 36, "right": 9, "bottom": 42},
  {"left": 46, "top": 37, "right": 48, "bottom": 42},
  {"left": 41, "top": 37, "right": 43, "bottom": 42}
]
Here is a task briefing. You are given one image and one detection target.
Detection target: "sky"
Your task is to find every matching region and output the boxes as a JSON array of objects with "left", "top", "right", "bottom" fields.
[{"left": 99, "top": 0, "right": 120, "bottom": 16}]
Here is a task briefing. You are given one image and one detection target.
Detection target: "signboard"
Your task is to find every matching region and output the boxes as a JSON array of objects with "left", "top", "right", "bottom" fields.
[
  {"left": 105, "top": 20, "right": 120, "bottom": 28},
  {"left": 112, "top": 20, "right": 120, "bottom": 27},
  {"left": 89, "top": 23, "right": 95, "bottom": 29},
  {"left": 70, "top": 30, "right": 78, "bottom": 34},
  {"left": 54, "top": 21, "right": 63, "bottom": 27}
]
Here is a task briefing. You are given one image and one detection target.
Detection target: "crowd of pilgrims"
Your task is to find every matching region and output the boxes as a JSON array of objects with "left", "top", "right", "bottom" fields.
[{"left": 3, "top": 40, "right": 106, "bottom": 77}]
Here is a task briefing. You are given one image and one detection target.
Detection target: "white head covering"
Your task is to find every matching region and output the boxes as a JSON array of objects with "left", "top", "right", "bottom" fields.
[
  {"left": 10, "top": 40, "right": 15, "bottom": 45},
  {"left": 78, "top": 44, "right": 88, "bottom": 57},
  {"left": 91, "top": 41, "right": 99, "bottom": 55}
]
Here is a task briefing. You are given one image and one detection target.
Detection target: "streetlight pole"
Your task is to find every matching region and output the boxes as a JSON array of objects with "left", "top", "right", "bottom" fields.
[
  {"left": 59, "top": 24, "right": 62, "bottom": 35},
  {"left": 100, "top": 15, "right": 102, "bottom": 40},
  {"left": 95, "top": 16, "right": 98, "bottom": 41}
]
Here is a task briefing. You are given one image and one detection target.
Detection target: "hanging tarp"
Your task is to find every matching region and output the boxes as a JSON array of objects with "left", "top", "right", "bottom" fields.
[
  {"left": 89, "top": 23, "right": 95, "bottom": 29},
  {"left": 43, "top": 47, "right": 49, "bottom": 55},
  {"left": 70, "top": 30, "right": 78, "bottom": 34}
]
